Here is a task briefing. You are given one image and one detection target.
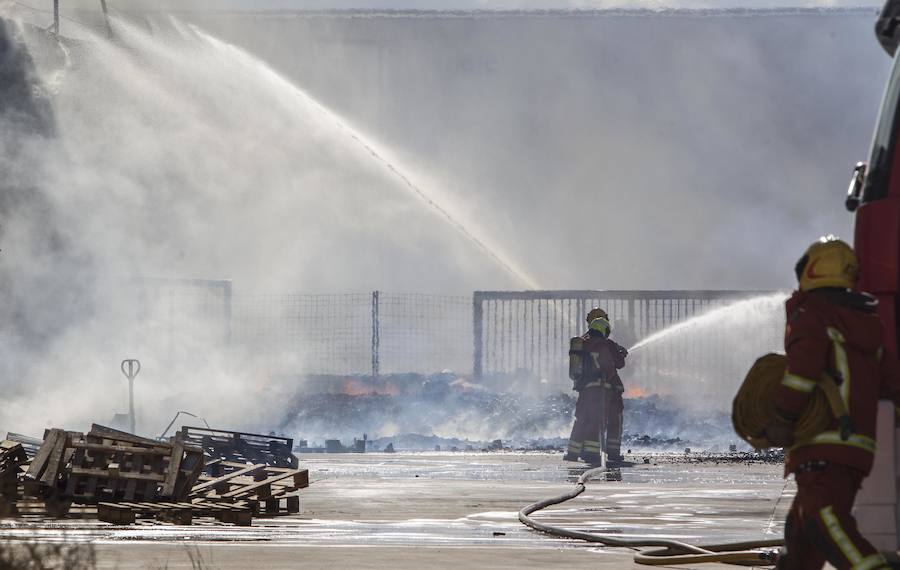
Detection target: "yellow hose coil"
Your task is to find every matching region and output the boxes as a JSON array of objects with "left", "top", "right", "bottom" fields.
[{"left": 732, "top": 353, "right": 834, "bottom": 449}]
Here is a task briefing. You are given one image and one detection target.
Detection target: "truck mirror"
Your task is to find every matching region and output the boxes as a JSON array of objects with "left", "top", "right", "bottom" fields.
[
  {"left": 877, "top": 0, "right": 900, "bottom": 56},
  {"left": 846, "top": 162, "right": 867, "bottom": 212}
]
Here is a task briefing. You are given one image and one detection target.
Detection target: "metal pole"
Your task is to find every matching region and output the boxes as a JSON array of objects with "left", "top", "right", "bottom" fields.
[
  {"left": 128, "top": 377, "right": 135, "bottom": 433},
  {"left": 52, "top": 0, "right": 59, "bottom": 34},
  {"left": 371, "top": 291, "right": 380, "bottom": 378},
  {"left": 473, "top": 292, "right": 483, "bottom": 381},
  {"left": 121, "top": 359, "right": 141, "bottom": 434}
]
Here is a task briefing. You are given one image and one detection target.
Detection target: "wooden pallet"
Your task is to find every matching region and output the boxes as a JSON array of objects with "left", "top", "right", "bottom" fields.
[
  {"left": 24, "top": 425, "right": 204, "bottom": 504},
  {"left": 97, "top": 499, "right": 254, "bottom": 526},
  {"left": 4, "top": 433, "right": 42, "bottom": 460},
  {"left": 176, "top": 427, "right": 297, "bottom": 469},
  {"left": 191, "top": 461, "right": 307, "bottom": 515}
]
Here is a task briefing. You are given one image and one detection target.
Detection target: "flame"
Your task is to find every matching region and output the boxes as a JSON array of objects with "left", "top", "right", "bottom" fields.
[
  {"left": 339, "top": 379, "right": 399, "bottom": 396},
  {"left": 624, "top": 387, "right": 650, "bottom": 398}
]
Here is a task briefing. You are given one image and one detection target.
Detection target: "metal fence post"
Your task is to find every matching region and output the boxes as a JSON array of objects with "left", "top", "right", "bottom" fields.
[
  {"left": 371, "top": 291, "right": 380, "bottom": 378},
  {"left": 473, "top": 292, "right": 484, "bottom": 381}
]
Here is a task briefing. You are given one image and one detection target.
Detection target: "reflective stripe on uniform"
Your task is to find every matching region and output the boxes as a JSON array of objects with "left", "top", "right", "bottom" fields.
[
  {"left": 567, "top": 441, "right": 582, "bottom": 453},
  {"left": 782, "top": 373, "right": 816, "bottom": 393},
  {"left": 583, "top": 441, "right": 601, "bottom": 453},
  {"left": 852, "top": 554, "right": 889, "bottom": 570},
  {"left": 820, "top": 505, "right": 864, "bottom": 565},
  {"left": 827, "top": 327, "right": 851, "bottom": 407},
  {"left": 807, "top": 431, "right": 876, "bottom": 453},
  {"left": 583, "top": 381, "right": 604, "bottom": 389}
]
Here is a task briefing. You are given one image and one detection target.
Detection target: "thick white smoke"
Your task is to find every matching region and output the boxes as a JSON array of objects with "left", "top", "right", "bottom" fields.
[{"left": 0, "top": 11, "right": 522, "bottom": 437}]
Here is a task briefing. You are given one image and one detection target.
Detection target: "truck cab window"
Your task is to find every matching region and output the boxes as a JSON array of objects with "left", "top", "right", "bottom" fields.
[{"left": 863, "top": 54, "right": 900, "bottom": 203}]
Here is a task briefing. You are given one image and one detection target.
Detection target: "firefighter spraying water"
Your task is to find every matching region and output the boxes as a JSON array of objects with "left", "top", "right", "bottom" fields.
[{"left": 564, "top": 307, "right": 628, "bottom": 464}]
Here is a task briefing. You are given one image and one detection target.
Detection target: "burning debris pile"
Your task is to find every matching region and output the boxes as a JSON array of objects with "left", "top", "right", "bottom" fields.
[
  {"left": 623, "top": 396, "right": 739, "bottom": 451},
  {"left": 0, "top": 425, "right": 308, "bottom": 526},
  {"left": 280, "top": 374, "right": 738, "bottom": 451}
]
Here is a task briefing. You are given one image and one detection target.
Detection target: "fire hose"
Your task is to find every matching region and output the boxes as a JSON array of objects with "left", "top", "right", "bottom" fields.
[{"left": 518, "top": 465, "right": 783, "bottom": 565}]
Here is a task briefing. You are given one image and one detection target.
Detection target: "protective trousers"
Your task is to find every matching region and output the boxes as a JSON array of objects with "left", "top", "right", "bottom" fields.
[
  {"left": 605, "top": 389, "right": 624, "bottom": 459},
  {"left": 778, "top": 463, "right": 888, "bottom": 570},
  {"left": 567, "top": 386, "right": 604, "bottom": 462}
]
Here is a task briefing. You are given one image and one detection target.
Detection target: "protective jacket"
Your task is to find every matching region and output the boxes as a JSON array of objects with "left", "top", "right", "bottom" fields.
[{"left": 774, "top": 288, "right": 900, "bottom": 475}]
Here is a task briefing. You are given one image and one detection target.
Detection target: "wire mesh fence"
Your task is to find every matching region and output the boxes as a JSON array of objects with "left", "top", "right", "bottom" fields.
[
  {"left": 226, "top": 292, "right": 472, "bottom": 376},
  {"left": 136, "top": 283, "right": 785, "bottom": 402},
  {"left": 231, "top": 293, "right": 373, "bottom": 375},
  {"left": 377, "top": 293, "right": 472, "bottom": 375}
]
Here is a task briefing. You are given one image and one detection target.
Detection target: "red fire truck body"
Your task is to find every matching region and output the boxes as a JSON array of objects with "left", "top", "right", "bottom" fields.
[{"left": 847, "top": 1, "right": 900, "bottom": 550}]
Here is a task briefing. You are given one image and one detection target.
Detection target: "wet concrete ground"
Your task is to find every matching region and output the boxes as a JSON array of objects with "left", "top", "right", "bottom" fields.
[{"left": 0, "top": 452, "right": 792, "bottom": 569}]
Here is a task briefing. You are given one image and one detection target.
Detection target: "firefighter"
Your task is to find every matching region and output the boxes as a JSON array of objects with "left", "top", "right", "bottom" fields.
[
  {"left": 765, "top": 236, "right": 900, "bottom": 570},
  {"left": 565, "top": 308, "right": 628, "bottom": 463}
]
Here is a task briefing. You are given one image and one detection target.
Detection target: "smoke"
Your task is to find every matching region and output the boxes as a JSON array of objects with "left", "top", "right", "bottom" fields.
[
  {"left": 0, "top": 11, "right": 521, "bottom": 436},
  {"left": 184, "top": 8, "right": 888, "bottom": 291},
  {"left": 0, "top": 5, "right": 887, "bottom": 440}
]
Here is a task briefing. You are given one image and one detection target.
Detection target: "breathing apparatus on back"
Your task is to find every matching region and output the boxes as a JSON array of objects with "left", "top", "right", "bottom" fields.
[{"left": 569, "top": 316, "right": 613, "bottom": 390}]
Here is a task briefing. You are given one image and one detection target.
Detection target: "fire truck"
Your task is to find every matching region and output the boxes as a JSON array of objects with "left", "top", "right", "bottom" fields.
[{"left": 846, "top": 0, "right": 900, "bottom": 551}]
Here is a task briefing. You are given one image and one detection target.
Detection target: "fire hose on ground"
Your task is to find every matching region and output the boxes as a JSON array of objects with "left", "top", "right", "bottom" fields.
[{"left": 518, "top": 465, "right": 783, "bottom": 565}]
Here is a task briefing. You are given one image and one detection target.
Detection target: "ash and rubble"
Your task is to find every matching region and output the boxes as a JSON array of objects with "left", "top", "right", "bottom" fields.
[{"left": 278, "top": 373, "right": 744, "bottom": 453}]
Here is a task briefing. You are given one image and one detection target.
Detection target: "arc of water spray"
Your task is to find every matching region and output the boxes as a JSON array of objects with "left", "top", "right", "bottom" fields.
[
  {"left": 627, "top": 292, "right": 789, "bottom": 352},
  {"left": 189, "top": 26, "right": 541, "bottom": 291}
]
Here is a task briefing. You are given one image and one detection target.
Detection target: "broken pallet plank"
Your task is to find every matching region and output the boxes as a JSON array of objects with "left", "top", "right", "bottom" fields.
[
  {"left": 69, "top": 468, "right": 165, "bottom": 482},
  {"left": 190, "top": 464, "right": 265, "bottom": 496},
  {"left": 24, "top": 429, "right": 62, "bottom": 483},
  {"left": 161, "top": 440, "right": 185, "bottom": 498},
  {"left": 219, "top": 470, "right": 304, "bottom": 500}
]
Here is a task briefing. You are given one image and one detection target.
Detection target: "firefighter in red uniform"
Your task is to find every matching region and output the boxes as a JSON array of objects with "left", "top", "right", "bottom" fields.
[
  {"left": 766, "top": 236, "right": 900, "bottom": 570},
  {"left": 565, "top": 308, "right": 628, "bottom": 463}
]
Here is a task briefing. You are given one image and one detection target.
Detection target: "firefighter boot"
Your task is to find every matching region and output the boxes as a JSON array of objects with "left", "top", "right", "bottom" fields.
[{"left": 564, "top": 441, "right": 582, "bottom": 462}]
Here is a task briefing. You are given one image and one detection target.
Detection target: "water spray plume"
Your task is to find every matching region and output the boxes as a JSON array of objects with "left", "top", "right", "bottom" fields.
[
  {"left": 628, "top": 292, "right": 789, "bottom": 353},
  {"left": 190, "top": 25, "right": 541, "bottom": 291}
]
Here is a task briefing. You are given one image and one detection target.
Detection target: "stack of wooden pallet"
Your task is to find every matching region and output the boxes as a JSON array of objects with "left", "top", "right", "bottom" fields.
[
  {"left": 0, "top": 425, "right": 310, "bottom": 526},
  {"left": 24, "top": 425, "right": 203, "bottom": 504},
  {"left": 174, "top": 427, "right": 307, "bottom": 516}
]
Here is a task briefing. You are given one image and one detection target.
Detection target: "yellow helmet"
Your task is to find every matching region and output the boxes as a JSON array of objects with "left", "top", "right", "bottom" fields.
[
  {"left": 795, "top": 236, "right": 858, "bottom": 291},
  {"left": 586, "top": 307, "right": 608, "bottom": 324}
]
